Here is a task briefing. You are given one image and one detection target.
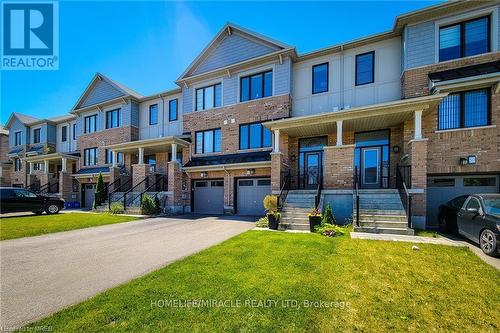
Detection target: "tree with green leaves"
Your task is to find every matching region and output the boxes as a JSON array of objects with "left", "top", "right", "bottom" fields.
[
  {"left": 322, "top": 202, "right": 336, "bottom": 226},
  {"left": 95, "top": 172, "right": 105, "bottom": 206}
]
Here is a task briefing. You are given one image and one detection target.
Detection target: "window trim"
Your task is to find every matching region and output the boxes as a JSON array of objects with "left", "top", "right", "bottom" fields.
[
  {"left": 14, "top": 158, "right": 22, "bottom": 171},
  {"left": 195, "top": 128, "right": 222, "bottom": 154},
  {"left": 169, "top": 99, "right": 178, "bottom": 121},
  {"left": 239, "top": 122, "right": 272, "bottom": 150},
  {"left": 83, "top": 147, "right": 98, "bottom": 166},
  {"left": 438, "top": 15, "right": 491, "bottom": 62},
  {"left": 14, "top": 131, "right": 22, "bottom": 146},
  {"left": 61, "top": 125, "right": 67, "bottom": 142},
  {"left": 84, "top": 114, "right": 98, "bottom": 134},
  {"left": 72, "top": 123, "right": 77, "bottom": 140},
  {"left": 239, "top": 70, "right": 273, "bottom": 102},
  {"left": 195, "top": 83, "right": 222, "bottom": 111},
  {"left": 149, "top": 104, "right": 158, "bottom": 125},
  {"left": 32, "top": 127, "right": 41, "bottom": 144},
  {"left": 105, "top": 108, "right": 121, "bottom": 129},
  {"left": 437, "top": 88, "right": 491, "bottom": 130},
  {"left": 312, "top": 62, "right": 329, "bottom": 94},
  {"left": 355, "top": 51, "right": 375, "bottom": 86}
]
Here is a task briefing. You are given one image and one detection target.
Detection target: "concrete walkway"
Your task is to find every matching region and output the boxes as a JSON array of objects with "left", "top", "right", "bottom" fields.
[{"left": 0, "top": 216, "right": 254, "bottom": 330}]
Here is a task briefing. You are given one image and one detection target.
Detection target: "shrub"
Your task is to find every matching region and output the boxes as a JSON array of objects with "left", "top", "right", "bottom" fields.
[
  {"left": 153, "top": 196, "right": 161, "bottom": 214},
  {"left": 141, "top": 194, "right": 156, "bottom": 215},
  {"left": 263, "top": 195, "right": 277, "bottom": 214},
  {"left": 255, "top": 216, "right": 269, "bottom": 228},
  {"left": 110, "top": 202, "right": 124, "bottom": 214},
  {"left": 95, "top": 172, "right": 105, "bottom": 206},
  {"left": 314, "top": 223, "right": 347, "bottom": 238},
  {"left": 322, "top": 203, "right": 336, "bottom": 225}
]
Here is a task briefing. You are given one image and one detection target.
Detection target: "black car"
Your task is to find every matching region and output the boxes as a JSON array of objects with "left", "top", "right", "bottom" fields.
[
  {"left": 457, "top": 194, "right": 500, "bottom": 257},
  {"left": 0, "top": 187, "right": 65, "bottom": 215},
  {"left": 438, "top": 195, "right": 469, "bottom": 233}
]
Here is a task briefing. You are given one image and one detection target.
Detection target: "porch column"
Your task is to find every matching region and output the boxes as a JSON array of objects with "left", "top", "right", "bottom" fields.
[
  {"left": 171, "top": 143, "right": 177, "bottom": 162},
  {"left": 414, "top": 110, "right": 423, "bottom": 140},
  {"left": 62, "top": 157, "right": 67, "bottom": 172},
  {"left": 167, "top": 160, "right": 182, "bottom": 213},
  {"left": 138, "top": 147, "right": 144, "bottom": 164},
  {"left": 273, "top": 129, "right": 280, "bottom": 153},
  {"left": 44, "top": 160, "right": 49, "bottom": 173},
  {"left": 112, "top": 150, "right": 117, "bottom": 167},
  {"left": 29, "top": 162, "right": 34, "bottom": 174},
  {"left": 336, "top": 120, "right": 343, "bottom": 146}
]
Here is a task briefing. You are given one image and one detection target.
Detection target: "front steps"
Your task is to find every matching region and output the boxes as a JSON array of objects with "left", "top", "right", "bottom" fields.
[
  {"left": 279, "top": 191, "right": 316, "bottom": 231},
  {"left": 354, "top": 189, "right": 414, "bottom": 235}
]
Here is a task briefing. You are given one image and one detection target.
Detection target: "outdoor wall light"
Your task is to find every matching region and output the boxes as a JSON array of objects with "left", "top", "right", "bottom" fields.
[
  {"left": 200, "top": 172, "right": 208, "bottom": 178},
  {"left": 246, "top": 168, "right": 255, "bottom": 175},
  {"left": 467, "top": 155, "right": 477, "bottom": 165},
  {"left": 392, "top": 145, "right": 400, "bottom": 153},
  {"left": 459, "top": 157, "right": 468, "bottom": 166}
]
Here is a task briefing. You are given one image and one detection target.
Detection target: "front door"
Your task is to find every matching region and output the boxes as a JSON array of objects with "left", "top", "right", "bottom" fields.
[
  {"left": 305, "top": 152, "right": 321, "bottom": 189},
  {"left": 361, "top": 147, "right": 381, "bottom": 188}
]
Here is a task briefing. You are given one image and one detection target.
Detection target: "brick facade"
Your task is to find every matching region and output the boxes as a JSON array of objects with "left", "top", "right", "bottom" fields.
[{"left": 324, "top": 145, "right": 355, "bottom": 189}]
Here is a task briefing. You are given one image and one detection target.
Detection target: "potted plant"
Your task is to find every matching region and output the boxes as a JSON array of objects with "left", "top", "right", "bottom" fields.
[
  {"left": 263, "top": 195, "right": 279, "bottom": 230},
  {"left": 308, "top": 208, "right": 322, "bottom": 232}
]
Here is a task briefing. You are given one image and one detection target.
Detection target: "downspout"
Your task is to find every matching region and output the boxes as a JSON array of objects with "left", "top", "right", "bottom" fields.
[
  {"left": 340, "top": 45, "right": 345, "bottom": 110},
  {"left": 159, "top": 94, "right": 165, "bottom": 137},
  {"left": 223, "top": 166, "right": 230, "bottom": 210}
]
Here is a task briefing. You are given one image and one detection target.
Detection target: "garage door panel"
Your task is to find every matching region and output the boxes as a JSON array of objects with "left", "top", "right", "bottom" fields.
[
  {"left": 237, "top": 178, "right": 270, "bottom": 216},
  {"left": 194, "top": 180, "right": 224, "bottom": 215}
]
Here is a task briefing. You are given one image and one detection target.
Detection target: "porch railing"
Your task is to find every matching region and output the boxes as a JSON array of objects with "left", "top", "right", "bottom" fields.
[
  {"left": 314, "top": 173, "right": 323, "bottom": 210},
  {"left": 353, "top": 167, "right": 360, "bottom": 227},
  {"left": 108, "top": 177, "right": 132, "bottom": 210},
  {"left": 277, "top": 170, "right": 291, "bottom": 211},
  {"left": 125, "top": 175, "right": 168, "bottom": 210},
  {"left": 396, "top": 164, "right": 412, "bottom": 229}
]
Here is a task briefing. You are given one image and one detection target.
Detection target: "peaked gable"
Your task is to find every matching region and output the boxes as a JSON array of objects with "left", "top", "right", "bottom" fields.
[{"left": 80, "top": 79, "right": 125, "bottom": 109}]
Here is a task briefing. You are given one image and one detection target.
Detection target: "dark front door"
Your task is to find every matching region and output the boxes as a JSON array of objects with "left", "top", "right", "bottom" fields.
[
  {"left": 305, "top": 152, "right": 321, "bottom": 189},
  {"left": 361, "top": 147, "right": 381, "bottom": 189}
]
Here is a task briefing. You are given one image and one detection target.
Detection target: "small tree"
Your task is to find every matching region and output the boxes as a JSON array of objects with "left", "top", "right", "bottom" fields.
[
  {"left": 153, "top": 195, "right": 161, "bottom": 214},
  {"left": 95, "top": 172, "right": 105, "bottom": 206},
  {"left": 322, "top": 202, "right": 336, "bottom": 226}
]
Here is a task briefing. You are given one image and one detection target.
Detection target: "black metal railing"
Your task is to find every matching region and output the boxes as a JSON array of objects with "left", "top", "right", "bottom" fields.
[
  {"left": 277, "top": 170, "right": 291, "bottom": 211},
  {"left": 108, "top": 177, "right": 132, "bottom": 210},
  {"left": 95, "top": 178, "right": 122, "bottom": 207},
  {"left": 353, "top": 167, "right": 360, "bottom": 227},
  {"left": 396, "top": 164, "right": 412, "bottom": 228},
  {"left": 314, "top": 173, "right": 323, "bottom": 210},
  {"left": 26, "top": 183, "right": 40, "bottom": 193},
  {"left": 126, "top": 175, "right": 168, "bottom": 210}
]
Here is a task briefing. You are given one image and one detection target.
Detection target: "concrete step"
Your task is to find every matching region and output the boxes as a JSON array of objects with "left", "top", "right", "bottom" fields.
[
  {"left": 279, "top": 222, "right": 310, "bottom": 231},
  {"left": 280, "top": 217, "right": 309, "bottom": 223},
  {"left": 287, "top": 190, "right": 316, "bottom": 195},
  {"left": 359, "top": 221, "right": 408, "bottom": 228},
  {"left": 354, "top": 226, "right": 414, "bottom": 235},
  {"left": 359, "top": 204, "right": 404, "bottom": 210},
  {"left": 358, "top": 198, "right": 402, "bottom": 203},
  {"left": 359, "top": 209, "right": 406, "bottom": 215},
  {"left": 359, "top": 189, "right": 399, "bottom": 194},
  {"left": 358, "top": 214, "right": 407, "bottom": 222}
]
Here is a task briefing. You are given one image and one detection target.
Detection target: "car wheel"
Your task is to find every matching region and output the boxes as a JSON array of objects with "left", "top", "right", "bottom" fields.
[
  {"left": 45, "top": 203, "right": 60, "bottom": 215},
  {"left": 479, "top": 229, "right": 499, "bottom": 257}
]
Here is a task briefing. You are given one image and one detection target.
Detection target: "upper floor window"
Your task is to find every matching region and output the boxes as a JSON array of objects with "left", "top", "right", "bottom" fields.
[
  {"left": 33, "top": 163, "right": 42, "bottom": 171},
  {"left": 84, "top": 114, "right": 98, "bottom": 133},
  {"left": 239, "top": 123, "right": 272, "bottom": 150},
  {"left": 438, "top": 88, "right": 490, "bottom": 130},
  {"left": 355, "top": 51, "right": 374, "bottom": 86},
  {"left": 105, "top": 149, "right": 123, "bottom": 165},
  {"left": 14, "top": 158, "right": 22, "bottom": 171},
  {"left": 72, "top": 123, "right": 77, "bottom": 140},
  {"left": 439, "top": 16, "right": 490, "bottom": 62},
  {"left": 196, "top": 83, "right": 221, "bottom": 111},
  {"left": 149, "top": 104, "right": 158, "bottom": 125},
  {"left": 106, "top": 108, "right": 121, "bottom": 129},
  {"left": 312, "top": 63, "right": 328, "bottom": 94},
  {"left": 33, "top": 128, "right": 41, "bottom": 144},
  {"left": 83, "top": 147, "right": 98, "bottom": 166},
  {"left": 169, "top": 99, "right": 178, "bottom": 121},
  {"left": 61, "top": 126, "right": 67, "bottom": 142},
  {"left": 14, "top": 131, "right": 22, "bottom": 146},
  {"left": 240, "top": 70, "right": 272, "bottom": 102},
  {"left": 195, "top": 128, "right": 221, "bottom": 154}
]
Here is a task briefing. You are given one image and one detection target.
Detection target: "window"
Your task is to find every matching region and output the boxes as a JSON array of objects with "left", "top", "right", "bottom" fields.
[
  {"left": 195, "top": 181, "right": 207, "bottom": 187},
  {"left": 144, "top": 155, "right": 156, "bottom": 165},
  {"left": 169, "top": 99, "right": 178, "bottom": 121},
  {"left": 465, "top": 198, "right": 481, "bottom": 211},
  {"left": 438, "top": 88, "right": 490, "bottom": 130},
  {"left": 463, "top": 177, "right": 496, "bottom": 187},
  {"left": 196, "top": 83, "right": 221, "bottom": 111},
  {"left": 61, "top": 126, "right": 67, "bottom": 142},
  {"left": 72, "top": 123, "right": 76, "bottom": 140},
  {"left": 195, "top": 128, "right": 222, "bottom": 154},
  {"left": 33, "top": 163, "right": 42, "bottom": 171},
  {"left": 258, "top": 179, "right": 271, "bottom": 186},
  {"left": 83, "top": 147, "right": 98, "bottom": 166},
  {"left": 84, "top": 114, "right": 98, "bottom": 133},
  {"left": 211, "top": 180, "right": 224, "bottom": 187},
  {"left": 149, "top": 104, "right": 158, "bottom": 125},
  {"left": 239, "top": 180, "right": 253, "bottom": 186},
  {"left": 312, "top": 63, "right": 328, "bottom": 94},
  {"left": 14, "top": 159, "right": 22, "bottom": 171},
  {"left": 239, "top": 123, "right": 272, "bottom": 150},
  {"left": 14, "top": 189, "right": 37, "bottom": 198},
  {"left": 14, "top": 131, "right": 22, "bottom": 145},
  {"left": 105, "top": 149, "right": 123, "bottom": 165},
  {"left": 427, "top": 178, "right": 455, "bottom": 187},
  {"left": 439, "top": 16, "right": 490, "bottom": 62},
  {"left": 240, "top": 70, "right": 272, "bottom": 102},
  {"left": 355, "top": 51, "right": 374, "bottom": 85},
  {"left": 33, "top": 128, "right": 41, "bottom": 144},
  {"left": 106, "top": 108, "right": 121, "bottom": 129}
]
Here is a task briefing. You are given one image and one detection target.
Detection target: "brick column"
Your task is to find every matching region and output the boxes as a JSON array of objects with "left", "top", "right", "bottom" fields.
[
  {"left": 271, "top": 152, "right": 283, "bottom": 191},
  {"left": 109, "top": 167, "right": 121, "bottom": 192},
  {"left": 167, "top": 161, "right": 182, "bottom": 214},
  {"left": 323, "top": 145, "right": 355, "bottom": 189},
  {"left": 27, "top": 174, "right": 39, "bottom": 190},
  {"left": 409, "top": 138, "right": 428, "bottom": 227},
  {"left": 59, "top": 171, "right": 73, "bottom": 201},
  {"left": 38, "top": 172, "right": 49, "bottom": 188},
  {"left": 132, "top": 164, "right": 150, "bottom": 192}
]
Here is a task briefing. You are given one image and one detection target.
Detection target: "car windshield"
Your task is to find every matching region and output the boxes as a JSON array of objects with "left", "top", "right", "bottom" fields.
[{"left": 483, "top": 198, "right": 500, "bottom": 216}]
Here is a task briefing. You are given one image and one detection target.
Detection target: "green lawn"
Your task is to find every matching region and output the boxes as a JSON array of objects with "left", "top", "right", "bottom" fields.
[
  {"left": 28, "top": 231, "right": 499, "bottom": 332},
  {"left": 414, "top": 229, "right": 441, "bottom": 238},
  {"left": 0, "top": 213, "right": 138, "bottom": 240}
]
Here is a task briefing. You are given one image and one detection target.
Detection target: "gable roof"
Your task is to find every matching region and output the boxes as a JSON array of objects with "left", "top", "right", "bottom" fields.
[
  {"left": 5, "top": 112, "right": 40, "bottom": 129},
  {"left": 72, "top": 73, "right": 143, "bottom": 111},
  {"left": 178, "top": 22, "right": 294, "bottom": 81}
]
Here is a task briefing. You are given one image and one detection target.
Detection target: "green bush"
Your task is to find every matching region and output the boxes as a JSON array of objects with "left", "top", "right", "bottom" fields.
[
  {"left": 95, "top": 172, "right": 105, "bottom": 206},
  {"left": 322, "top": 203, "right": 336, "bottom": 225},
  {"left": 153, "top": 196, "right": 161, "bottom": 214},
  {"left": 255, "top": 216, "right": 269, "bottom": 228},
  {"left": 110, "top": 202, "right": 124, "bottom": 214},
  {"left": 141, "top": 194, "right": 157, "bottom": 215},
  {"left": 314, "top": 223, "right": 348, "bottom": 237}
]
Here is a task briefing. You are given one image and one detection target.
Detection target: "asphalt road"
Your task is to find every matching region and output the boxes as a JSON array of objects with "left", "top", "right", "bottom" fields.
[{"left": 0, "top": 216, "right": 255, "bottom": 330}]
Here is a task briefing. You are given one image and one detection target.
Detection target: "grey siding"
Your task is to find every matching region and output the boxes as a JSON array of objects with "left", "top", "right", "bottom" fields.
[
  {"left": 223, "top": 76, "right": 237, "bottom": 105},
  {"left": 275, "top": 57, "right": 291, "bottom": 95},
  {"left": 182, "top": 87, "right": 194, "bottom": 114},
  {"left": 47, "top": 124, "right": 56, "bottom": 144},
  {"left": 405, "top": 21, "right": 435, "bottom": 69},
  {"left": 8, "top": 118, "right": 27, "bottom": 147},
  {"left": 80, "top": 80, "right": 125, "bottom": 108},
  {"left": 192, "top": 33, "right": 279, "bottom": 75},
  {"left": 130, "top": 101, "right": 140, "bottom": 127}
]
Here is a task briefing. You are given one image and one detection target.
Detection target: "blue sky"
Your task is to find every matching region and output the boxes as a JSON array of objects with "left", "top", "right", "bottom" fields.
[{"left": 0, "top": 0, "right": 442, "bottom": 124}]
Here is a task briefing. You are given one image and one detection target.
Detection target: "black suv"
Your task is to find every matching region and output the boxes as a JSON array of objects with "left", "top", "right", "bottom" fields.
[{"left": 0, "top": 187, "right": 65, "bottom": 215}]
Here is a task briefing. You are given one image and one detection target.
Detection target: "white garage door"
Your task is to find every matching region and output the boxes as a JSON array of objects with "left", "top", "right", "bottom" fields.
[
  {"left": 83, "top": 184, "right": 96, "bottom": 209},
  {"left": 237, "top": 178, "right": 271, "bottom": 216},
  {"left": 193, "top": 180, "right": 224, "bottom": 215},
  {"left": 427, "top": 175, "right": 499, "bottom": 226}
]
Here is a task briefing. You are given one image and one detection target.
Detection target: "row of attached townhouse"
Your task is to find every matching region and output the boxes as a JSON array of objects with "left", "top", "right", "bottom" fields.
[{"left": 3, "top": 1, "right": 499, "bottom": 232}]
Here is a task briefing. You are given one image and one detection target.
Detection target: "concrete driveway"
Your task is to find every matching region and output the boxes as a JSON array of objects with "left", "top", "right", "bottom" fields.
[{"left": 0, "top": 216, "right": 255, "bottom": 330}]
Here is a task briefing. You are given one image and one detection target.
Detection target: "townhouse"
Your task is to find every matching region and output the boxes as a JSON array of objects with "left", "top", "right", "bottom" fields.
[{"left": 3, "top": 1, "right": 499, "bottom": 232}]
